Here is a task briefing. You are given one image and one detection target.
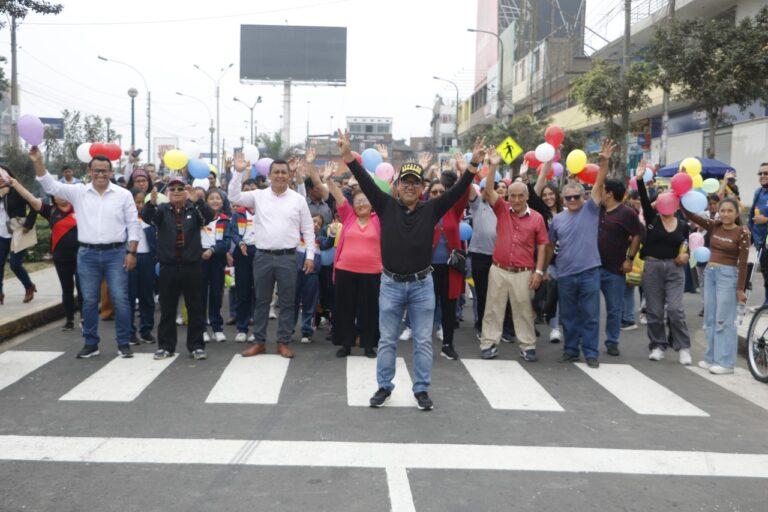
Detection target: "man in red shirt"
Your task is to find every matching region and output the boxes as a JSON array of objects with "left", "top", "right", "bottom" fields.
[{"left": 480, "top": 181, "right": 549, "bottom": 361}]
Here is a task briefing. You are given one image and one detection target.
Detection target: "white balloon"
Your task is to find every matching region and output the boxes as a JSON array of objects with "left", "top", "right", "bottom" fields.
[
  {"left": 192, "top": 178, "right": 209, "bottom": 191},
  {"left": 534, "top": 142, "right": 556, "bottom": 163},
  {"left": 242, "top": 144, "right": 260, "bottom": 163},
  {"left": 76, "top": 143, "right": 92, "bottom": 163},
  {"left": 180, "top": 142, "right": 201, "bottom": 160}
]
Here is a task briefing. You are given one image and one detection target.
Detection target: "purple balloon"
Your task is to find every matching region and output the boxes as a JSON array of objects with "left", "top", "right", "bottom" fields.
[
  {"left": 251, "top": 157, "right": 274, "bottom": 179},
  {"left": 553, "top": 162, "right": 564, "bottom": 177},
  {"left": 17, "top": 115, "right": 44, "bottom": 146}
]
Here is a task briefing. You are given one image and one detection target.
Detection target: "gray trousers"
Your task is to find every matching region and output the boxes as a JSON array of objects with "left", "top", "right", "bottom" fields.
[
  {"left": 641, "top": 259, "right": 691, "bottom": 351},
  {"left": 252, "top": 251, "right": 296, "bottom": 344}
]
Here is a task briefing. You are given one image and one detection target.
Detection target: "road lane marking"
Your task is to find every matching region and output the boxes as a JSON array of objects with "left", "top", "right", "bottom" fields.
[
  {"left": 686, "top": 366, "right": 768, "bottom": 412},
  {"left": 461, "top": 359, "right": 564, "bottom": 411},
  {"left": 206, "top": 355, "right": 289, "bottom": 404},
  {"left": 0, "top": 351, "right": 63, "bottom": 393},
  {"left": 347, "top": 356, "right": 415, "bottom": 406},
  {"left": 386, "top": 467, "right": 416, "bottom": 512},
  {"left": 575, "top": 363, "right": 709, "bottom": 416},
  {"left": 59, "top": 353, "right": 176, "bottom": 402}
]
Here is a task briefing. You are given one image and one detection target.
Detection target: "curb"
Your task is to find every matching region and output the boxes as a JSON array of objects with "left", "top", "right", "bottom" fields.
[{"left": 0, "top": 302, "right": 64, "bottom": 343}]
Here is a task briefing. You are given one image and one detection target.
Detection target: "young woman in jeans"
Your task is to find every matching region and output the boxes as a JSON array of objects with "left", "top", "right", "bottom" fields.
[
  {"left": 0, "top": 168, "right": 38, "bottom": 304},
  {"left": 635, "top": 164, "right": 692, "bottom": 365},
  {"left": 683, "top": 197, "right": 749, "bottom": 374}
]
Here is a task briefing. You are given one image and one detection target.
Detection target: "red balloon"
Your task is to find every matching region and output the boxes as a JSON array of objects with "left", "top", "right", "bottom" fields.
[
  {"left": 578, "top": 163, "right": 599, "bottom": 185},
  {"left": 351, "top": 151, "right": 363, "bottom": 166},
  {"left": 524, "top": 151, "right": 541, "bottom": 168},
  {"left": 537, "top": 164, "right": 554, "bottom": 180},
  {"left": 104, "top": 143, "right": 122, "bottom": 161},
  {"left": 670, "top": 172, "right": 693, "bottom": 197},
  {"left": 545, "top": 125, "right": 565, "bottom": 148},
  {"left": 89, "top": 142, "right": 107, "bottom": 158}
]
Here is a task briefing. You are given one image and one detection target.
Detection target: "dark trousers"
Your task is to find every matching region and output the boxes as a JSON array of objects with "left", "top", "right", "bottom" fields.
[
  {"left": 0, "top": 238, "right": 33, "bottom": 293},
  {"left": 54, "top": 259, "right": 82, "bottom": 322},
  {"left": 470, "top": 252, "right": 492, "bottom": 331},
  {"left": 202, "top": 253, "right": 226, "bottom": 332},
  {"left": 234, "top": 246, "right": 255, "bottom": 333},
  {"left": 333, "top": 269, "right": 380, "bottom": 350},
  {"left": 432, "top": 264, "right": 457, "bottom": 348},
  {"left": 128, "top": 253, "right": 155, "bottom": 336},
  {"left": 158, "top": 262, "right": 204, "bottom": 354},
  {"left": 252, "top": 250, "right": 295, "bottom": 344},
  {"left": 318, "top": 264, "right": 335, "bottom": 319},
  {"left": 294, "top": 270, "right": 320, "bottom": 336}
]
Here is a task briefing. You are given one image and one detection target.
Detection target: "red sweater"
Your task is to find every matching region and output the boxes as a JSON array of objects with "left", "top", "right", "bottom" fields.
[{"left": 432, "top": 187, "right": 470, "bottom": 300}]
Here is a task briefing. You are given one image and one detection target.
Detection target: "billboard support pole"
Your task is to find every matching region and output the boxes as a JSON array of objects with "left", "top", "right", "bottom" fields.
[{"left": 282, "top": 80, "right": 292, "bottom": 152}]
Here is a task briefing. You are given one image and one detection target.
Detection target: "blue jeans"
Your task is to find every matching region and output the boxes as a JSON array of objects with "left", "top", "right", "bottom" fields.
[
  {"left": 294, "top": 270, "right": 319, "bottom": 336},
  {"left": 558, "top": 267, "right": 600, "bottom": 359},
  {"left": 77, "top": 247, "right": 131, "bottom": 347},
  {"left": 378, "top": 273, "right": 435, "bottom": 393},
  {"left": 703, "top": 265, "right": 738, "bottom": 368},
  {"left": 622, "top": 284, "right": 636, "bottom": 324},
  {"left": 202, "top": 254, "right": 226, "bottom": 332},
  {"left": 600, "top": 269, "right": 626, "bottom": 348},
  {"left": 128, "top": 252, "right": 155, "bottom": 336},
  {"left": 0, "top": 237, "right": 33, "bottom": 293}
]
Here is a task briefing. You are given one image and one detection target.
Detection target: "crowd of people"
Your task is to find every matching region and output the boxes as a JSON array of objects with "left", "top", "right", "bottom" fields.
[{"left": 0, "top": 137, "right": 761, "bottom": 410}]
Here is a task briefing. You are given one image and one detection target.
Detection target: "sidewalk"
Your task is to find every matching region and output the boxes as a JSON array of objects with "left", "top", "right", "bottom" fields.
[{"left": 0, "top": 266, "right": 64, "bottom": 341}]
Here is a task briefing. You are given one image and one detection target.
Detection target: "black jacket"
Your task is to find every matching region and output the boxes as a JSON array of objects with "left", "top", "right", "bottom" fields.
[
  {"left": 2, "top": 186, "right": 38, "bottom": 231},
  {"left": 141, "top": 199, "right": 214, "bottom": 264}
]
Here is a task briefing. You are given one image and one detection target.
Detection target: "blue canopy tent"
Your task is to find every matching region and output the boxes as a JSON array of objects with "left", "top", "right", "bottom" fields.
[{"left": 657, "top": 157, "right": 735, "bottom": 179}]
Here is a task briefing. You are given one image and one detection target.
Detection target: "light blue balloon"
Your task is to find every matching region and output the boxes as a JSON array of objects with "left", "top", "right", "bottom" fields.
[
  {"left": 459, "top": 221, "right": 473, "bottom": 241},
  {"left": 693, "top": 246, "right": 711, "bottom": 263},
  {"left": 464, "top": 152, "right": 473, "bottom": 164},
  {"left": 643, "top": 168, "right": 654, "bottom": 183},
  {"left": 188, "top": 158, "right": 210, "bottom": 179},
  {"left": 361, "top": 148, "right": 383, "bottom": 173},
  {"left": 479, "top": 177, "right": 487, "bottom": 189},
  {"left": 680, "top": 190, "right": 708, "bottom": 212}
]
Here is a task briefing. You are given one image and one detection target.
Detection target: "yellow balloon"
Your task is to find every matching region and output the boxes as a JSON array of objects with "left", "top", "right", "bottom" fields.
[
  {"left": 691, "top": 174, "right": 703, "bottom": 189},
  {"left": 680, "top": 157, "right": 702, "bottom": 176},
  {"left": 163, "top": 149, "right": 189, "bottom": 171},
  {"left": 208, "top": 163, "right": 217, "bottom": 175},
  {"left": 566, "top": 149, "right": 587, "bottom": 174}
]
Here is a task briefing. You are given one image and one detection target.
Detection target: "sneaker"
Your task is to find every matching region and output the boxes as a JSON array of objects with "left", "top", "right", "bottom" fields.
[
  {"left": 319, "top": 317, "right": 329, "bottom": 328},
  {"left": 235, "top": 332, "right": 247, "bottom": 343},
  {"left": 399, "top": 327, "right": 412, "bottom": 341},
  {"left": 435, "top": 327, "right": 443, "bottom": 341},
  {"left": 678, "top": 348, "right": 692, "bottom": 366},
  {"left": 558, "top": 352, "right": 579, "bottom": 363},
  {"left": 414, "top": 391, "right": 434, "bottom": 411},
  {"left": 520, "top": 349, "right": 538, "bottom": 362},
  {"left": 76, "top": 345, "right": 100, "bottom": 359},
  {"left": 620, "top": 322, "right": 638, "bottom": 331},
  {"left": 585, "top": 357, "right": 599, "bottom": 368},
  {"left": 176, "top": 315, "right": 184, "bottom": 326},
  {"left": 364, "top": 348, "right": 377, "bottom": 358},
  {"left": 336, "top": 347, "right": 351, "bottom": 358},
  {"left": 153, "top": 349, "right": 173, "bottom": 360},
  {"left": 128, "top": 334, "right": 141, "bottom": 346},
  {"left": 698, "top": 308, "right": 704, "bottom": 317},
  {"left": 638, "top": 313, "right": 647, "bottom": 325},
  {"left": 247, "top": 334, "right": 256, "bottom": 342},
  {"left": 501, "top": 335, "right": 516, "bottom": 344},
  {"left": 62, "top": 321, "right": 74, "bottom": 331},
  {"left": 475, "top": 330, "right": 482, "bottom": 341},
  {"left": 139, "top": 332, "right": 156, "bottom": 343},
  {"left": 709, "top": 364, "right": 734, "bottom": 375},
  {"left": 549, "top": 328, "right": 561, "bottom": 343},
  {"left": 648, "top": 347, "right": 665, "bottom": 361},
  {"left": 441, "top": 345, "right": 459, "bottom": 360},
  {"left": 698, "top": 360, "right": 713, "bottom": 370},
  {"left": 369, "top": 388, "right": 392, "bottom": 408},
  {"left": 480, "top": 346, "right": 498, "bottom": 360},
  {"left": 269, "top": 307, "right": 278, "bottom": 319},
  {"left": 117, "top": 346, "right": 134, "bottom": 358},
  {"left": 203, "top": 332, "right": 210, "bottom": 343},
  {"left": 300, "top": 335, "right": 312, "bottom": 344},
  {"left": 606, "top": 345, "right": 620, "bottom": 357},
  {"left": 191, "top": 349, "right": 207, "bottom": 360},
  {"left": 214, "top": 332, "right": 226, "bottom": 343}
]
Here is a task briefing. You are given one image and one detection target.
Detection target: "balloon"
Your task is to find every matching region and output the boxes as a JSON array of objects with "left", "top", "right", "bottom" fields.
[
  {"left": 17, "top": 114, "right": 44, "bottom": 146},
  {"left": 375, "top": 162, "right": 395, "bottom": 181},
  {"left": 252, "top": 157, "right": 273, "bottom": 178},
  {"left": 534, "top": 142, "right": 556, "bottom": 163},
  {"left": 702, "top": 178, "right": 719, "bottom": 194},
  {"left": 552, "top": 162, "right": 564, "bottom": 177},
  {"left": 208, "top": 163, "right": 217, "bottom": 175},
  {"left": 373, "top": 177, "right": 390, "bottom": 193},
  {"left": 361, "top": 148, "right": 383, "bottom": 173},
  {"left": 643, "top": 168, "right": 654, "bottom": 183},
  {"left": 163, "top": 149, "right": 189, "bottom": 171},
  {"left": 350, "top": 151, "right": 363, "bottom": 166},
  {"left": 544, "top": 125, "right": 565, "bottom": 148},
  {"left": 242, "top": 144, "right": 260, "bottom": 163},
  {"left": 578, "top": 163, "right": 599, "bottom": 185},
  {"left": 656, "top": 192, "right": 679, "bottom": 215},
  {"left": 144, "top": 192, "right": 168, "bottom": 204},
  {"left": 689, "top": 232, "right": 705, "bottom": 252},
  {"left": 670, "top": 173, "right": 693, "bottom": 196},
  {"left": 192, "top": 178, "right": 209, "bottom": 191},
  {"left": 566, "top": 149, "right": 587, "bottom": 174},
  {"left": 76, "top": 143, "right": 93, "bottom": 163},
  {"left": 554, "top": 149, "right": 561, "bottom": 162},
  {"left": 693, "top": 246, "right": 711, "bottom": 263},
  {"left": 104, "top": 143, "right": 122, "bottom": 161},
  {"left": 89, "top": 142, "right": 107, "bottom": 158},
  {"left": 464, "top": 152, "right": 474, "bottom": 164},
  {"left": 524, "top": 150, "right": 541, "bottom": 168},
  {"left": 680, "top": 157, "right": 702, "bottom": 176},
  {"left": 537, "top": 164, "right": 554, "bottom": 180},
  {"left": 188, "top": 158, "right": 211, "bottom": 179},
  {"left": 680, "top": 190, "right": 708, "bottom": 212},
  {"left": 459, "top": 222, "right": 473, "bottom": 241},
  {"left": 691, "top": 174, "right": 703, "bottom": 189},
  {"left": 179, "top": 142, "right": 201, "bottom": 161},
  {"left": 629, "top": 177, "right": 638, "bottom": 191}
]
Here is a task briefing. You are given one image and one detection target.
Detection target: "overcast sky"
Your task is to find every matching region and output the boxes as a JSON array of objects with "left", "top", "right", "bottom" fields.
[{"left": 5, "top": 0, "right": 611, "bottom": 161}]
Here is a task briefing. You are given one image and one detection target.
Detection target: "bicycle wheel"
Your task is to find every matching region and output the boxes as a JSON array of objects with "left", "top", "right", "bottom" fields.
[{"left": 746, "top": 305, "right": 768, "bottom": 383}]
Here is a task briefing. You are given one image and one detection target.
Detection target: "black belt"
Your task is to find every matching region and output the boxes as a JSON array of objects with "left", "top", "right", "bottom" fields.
[
  {"left": 257, "top": 248, "right": 296, "bottom": 256},
  {"left": 79, "top": 242, "right": 125, "bottom": 250},
  {"left": 382, "top": 266, "right": 433, "bottom": 282}
]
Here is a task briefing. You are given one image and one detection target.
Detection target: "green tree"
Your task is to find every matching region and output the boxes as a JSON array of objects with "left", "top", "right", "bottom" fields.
[
  {"left": 257, "top": 132, "right": 303, "bottom": 159},
  {"left": 647, "top": 8, "right": 768, "bottom": 158}
]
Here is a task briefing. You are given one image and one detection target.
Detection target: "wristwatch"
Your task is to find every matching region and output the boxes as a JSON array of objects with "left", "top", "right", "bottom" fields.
[{"left": 535, "top": 269, "right": 544, "bottom": 276}]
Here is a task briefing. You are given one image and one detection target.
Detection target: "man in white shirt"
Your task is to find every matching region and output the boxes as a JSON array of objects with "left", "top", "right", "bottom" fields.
[
  {"left": 31, "top": 148, "right": 140, "bottom": 359},
  {"left": 229, "top": 155, "right": 315, "bottom": 359}
]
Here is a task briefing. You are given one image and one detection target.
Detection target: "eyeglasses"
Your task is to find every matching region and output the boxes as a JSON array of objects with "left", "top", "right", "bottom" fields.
[
  {"left": 399, "top": 180, "right": 421, "bottom": 189},
  {"left": 759, "top": 172, "right": 768, "bottom": 177},
  {"left": 564, "top": 194, "right": 583, "bottom": 202},
  {"left": 168, "top": 186, "right": 185, "bottom": 192},
  {"left": 91, "top": 169, "right": 110, "bottom": 175}
]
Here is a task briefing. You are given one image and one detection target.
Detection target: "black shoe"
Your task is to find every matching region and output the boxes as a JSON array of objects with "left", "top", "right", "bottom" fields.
[
  {"left": 440, "top": 345, "right": 459, "bottom": 360},
  {"left": 128, "top": 334, "right": 141, "bottom": 346},
  {"left": 520, "top": 349, "right": 538, "bottom": 362},
  {"left": 586, "top": 357, "right": 600, "bottom": 368},
  {"left": 606, "top": 345, "right": 620, "bottom": 356},
  {"left": 414, "top": 391, "right": 434, "bottom": 411},
  {"left": 364, "top": 348, "right": 377, "bottom": 358},
  {"left": 336, "top": 347, "right": 351, "bottom": 358},
  {"left": 76, "top": 345, "right": 100, "bottom": 359},
  {"left": 558, "top": 352, "right": 579, "bottom": 363},
  {"left": 191, "top": 349, "right": 207, "bottom": 360},
  {"left": 117, "top": 345, "right": 134, "bottom": 358},
  {"left": 369, "top": 388, "right": 392, "bottom": 408},
  {"left": 139, "top": 332, "right": 155, "bottom": 343},
  {"left": 62, "top": 321, "right": 74, "bottom": 331}
]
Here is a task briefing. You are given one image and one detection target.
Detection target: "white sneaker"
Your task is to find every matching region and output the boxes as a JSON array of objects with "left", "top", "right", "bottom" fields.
[
  {"left": 247, "top": 334, "right": 256, "bottom": 342},
  {"left": 214, "top": 332, "right": 226, "bottom": 343},
  {"left": 678, "top": 348, "right": 692, "bottom": 366},
  {"left": 698, "top": 360, "right": 713, "bottom": 370},
  {"left": 549, "top": 328, "right": 561, "bottom": 343},
  {"left": 709, "top": 365, "right": 734, "bottom": 375},
  {"left": 203, "top": 332, "right": 210, "bottom": 343},
  {"left": 648, "top": 347, "right": 665, "bottom": 361},
  {"left": 176, "top": 315, "right": 184, "bottom": 326},
  {"left": 300, "top": 336, "right": 312, "bottom": 344},
  {"left": 269, "top": 307, "right": 278, "bottom": 319},
  {"left": 436, "top": 327, "right": 443, "bottom": 341},
  {"left": 235, "top": 332, "right": 247, "bottom": 343},
  {"left": 638, "top": 313, "right": 647, "bottom": 325},
  {"left": 399, "top": 328, "right": 412, "bottom": 341},
  {"left": 319, "top": 317, "right": 329, "bottom": 328}
]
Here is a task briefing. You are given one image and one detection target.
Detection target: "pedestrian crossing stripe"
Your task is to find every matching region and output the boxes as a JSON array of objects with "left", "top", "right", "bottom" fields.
[
  {"left": 347, "top": 356, "right": 416, "bottom": 406},
  {"left": 497, "top": 136, "right": 523, "bottom": 165},
  {"left": 206, "top": 355, "right": 289, "bottom": 404},
  {"left": 0, "top": 350, "right": 63, "bottom": 393},
  {"left": 462, "top": 359, "right": 564, "bottom": 411}
]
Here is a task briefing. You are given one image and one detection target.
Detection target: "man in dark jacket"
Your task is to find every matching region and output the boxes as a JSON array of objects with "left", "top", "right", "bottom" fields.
[{"left": 142, "top": 177, "right": 214, "bottom": 360}]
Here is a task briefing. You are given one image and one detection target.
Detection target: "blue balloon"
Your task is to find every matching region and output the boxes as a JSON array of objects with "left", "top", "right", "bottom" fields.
[
  {"left": 459, "top": 221, "right": 473, "bottom": 241},
  {"left": 479, "top": 177, "right": 487, "bottom": 189},
  {"left": 464, "top": 152, "right": 474, "bottom": 164},
  {"left": 155, "top": 262, "right": 160, "bottom": 277},
  {"left": 361, "top": 148, "right": 383, "bottom": 173},
  {"left": 693, "top": 246, "right": 711, "bottom": 263},
  {"left": 188, "top": 158, "right": 210, "bottom": 179},
  {"left": 643, "top": 168, "right": 654, "bottom": 183},
  {"left": 680, "top": 190, "right": 707, "bottom": 212},
  {"left": 250, "top": 163, "right": 257, "bottom": 180}
]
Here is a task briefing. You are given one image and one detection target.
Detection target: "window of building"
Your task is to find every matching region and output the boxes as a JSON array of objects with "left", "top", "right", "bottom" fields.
[
  {"left": 533, "top": 49, "right": 540, "bottom": 73},
  {"left": 365, "top": 124, "right": 373, "bottom": 133},
  {"left": 376, "top": 124, "right": 389, "bottom": 133}
]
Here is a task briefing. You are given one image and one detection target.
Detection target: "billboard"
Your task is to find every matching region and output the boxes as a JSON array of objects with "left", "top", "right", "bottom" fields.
[
  {"left": 474, "top": 0, "right": 499, "bottom": 88},
  {"left": 40, "top": 117, "right": 64, "bottom": 139},
  {"left": 240, "top": 25, "right": 347, "bottom": 85}
]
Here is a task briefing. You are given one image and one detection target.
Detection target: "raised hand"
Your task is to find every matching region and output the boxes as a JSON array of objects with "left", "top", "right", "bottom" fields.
[
  {"left": 488, "top": 146, "right": 502, "bottom": 167},
  {"left": 520, "top": 159, "right": 529, "bottom": 176},
  {"left": 324, "top": 161, "right": 340, "bottom": 180},
  {"left": 234, "top": 153, "right": 250, "bottom": 174},
  {"left": 288, "top": 156, "right": 299, "bottom": 174},
  {"left": 599, "top": 138, "right": 619, "bottom": 160},
  {"left": 470, "top": 137, "right": 487, "bottom": 167},
  {"left": 418, "top": 152, "right": 433, "bottom": 170},
  {"left": 375, "top": 143, "right": 388, "bottom": 161},
  {"left": 306, "top": 146, "right": 316, "bottom": 164},
  {"left": 337, "top": 129, "right": 353, "bottom": 161},
  {"left": 636, "top": 159, "right": 647, "bottom": 179},
  {"left": 454, "top": 151, "right": 468, "bottom": 173},
  {"left": 150, "top": 189, "right": 158, "bottom": 205}
]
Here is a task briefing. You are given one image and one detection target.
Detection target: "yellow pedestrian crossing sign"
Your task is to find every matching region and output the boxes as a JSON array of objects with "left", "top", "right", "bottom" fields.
[{"left": 497, "top": 136, "right": 523, "bottom": 165}]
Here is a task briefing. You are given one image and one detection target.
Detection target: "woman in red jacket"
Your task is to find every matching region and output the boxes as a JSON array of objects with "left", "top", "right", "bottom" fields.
[{"left": 428, "top": 172, "right": 470, "bottom": 361}]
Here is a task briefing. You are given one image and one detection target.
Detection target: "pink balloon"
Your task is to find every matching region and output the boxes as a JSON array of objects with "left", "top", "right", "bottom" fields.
[
  {"left": 670, "top": 172, "right": 693, "bottom": 197},
  {"left": 629, "top": 177, "right": 638, "bottom": 191},
  {"left": 552, "top": 162, "right": 564, "bottom": 177},
  {"left": 689, "top": 232, "right": 705, "bottom": 252},
  {"left": 656, "top": 192, "right": 680, "bottom": 215},
  {"left": 375, "top": 162, "right": 394, "bottom": 181}
]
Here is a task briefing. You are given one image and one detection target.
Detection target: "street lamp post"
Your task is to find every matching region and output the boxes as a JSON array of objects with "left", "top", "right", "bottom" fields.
[
  {"left": 193, "top": 63, "right": 234, "bottom": 171},
  {"left": 233, "top": 96, "right": 262, "bottom": 145},
  {"left": 127, "top": 88, "right": 138, "bottom": 146},
  {"left": 467, "top": 28, "right": 504, "bottom": 119},
  {"left": 105, "top": 117, "right": 112, "bottom": 142},
  {"left": 432, "top": 76, "right": 460, "bottom": 146}
]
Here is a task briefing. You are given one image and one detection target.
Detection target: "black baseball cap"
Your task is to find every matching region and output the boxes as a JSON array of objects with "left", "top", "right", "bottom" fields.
[{"left": 398, "top": 163, "right": 424, "bottom": 182}]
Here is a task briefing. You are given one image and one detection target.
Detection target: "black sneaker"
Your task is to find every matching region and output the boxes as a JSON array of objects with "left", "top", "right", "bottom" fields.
[
  {"left": 414, "top": 391, "right": 434, "bottom": 411},
  {"left": 153, "top": 349, "right": 174, "bottom": 360},
  {"left": 364, "top": 348, "right": 377, "bottom": 358},
  {"left": 76, "top": 345, "right": 100, "bottom": 359},
  {"left": 117, "top": 345, "right": 134, "bottom": 358},
  {"left": 336, "top": 347, "right": 351, "bottom": 358},
  {"left": 139, "top": 332, "right": 155, "bottom": 343},
  {"left": 520, "top": 349, "right": 538, "bottom": 362},
  {"left": 191, "top": 349, "right": 207, "bottom": 360},
  {"left": 606, "top": 345, "right": 620, "bottom": 356},
  {"left": 586, "top": 357, "right": 600, "bottom": 368},
  {"left": 441, "top": 345, "right": 459, "bottom": 360},
  {"left": 620, "top": 322, "right": 638, "bottom": 331},
  {"left": 369, "top": 388, "right": 392, "bottom": 408},
  {"left": 62, "top": 321, "right": 74, "bottom": 331},
  {"left": 128, "top": 334, "right": 141, "bottom": 346},
  {"left": 481, "top": 346, "right": 498, "bottom": 359},
  {"left": 558, "top": 352, "right": 579, "bottom": 363}
]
